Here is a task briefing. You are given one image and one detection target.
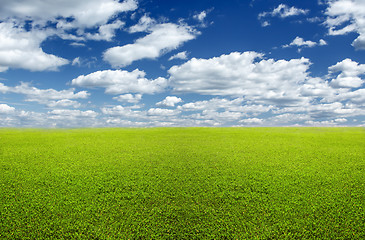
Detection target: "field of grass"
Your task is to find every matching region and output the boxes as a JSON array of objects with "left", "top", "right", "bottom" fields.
[{"left": 0, "top": 127, "right": 364, "bottom": 239}]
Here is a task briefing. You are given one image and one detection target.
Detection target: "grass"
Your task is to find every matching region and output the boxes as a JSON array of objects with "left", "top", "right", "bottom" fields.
[{"left": 0, "top": 127, "right": 364, "bottom": 239}]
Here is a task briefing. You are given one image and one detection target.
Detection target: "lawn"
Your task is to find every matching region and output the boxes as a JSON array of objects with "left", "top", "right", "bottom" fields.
[{"left": 0, "top": 128, "right": 364, "bottom": 239}]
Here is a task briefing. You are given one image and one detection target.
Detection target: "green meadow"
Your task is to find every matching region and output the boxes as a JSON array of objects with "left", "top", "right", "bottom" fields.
[{"left": 0, "top": 128, "right": 364, "bottom": 239}]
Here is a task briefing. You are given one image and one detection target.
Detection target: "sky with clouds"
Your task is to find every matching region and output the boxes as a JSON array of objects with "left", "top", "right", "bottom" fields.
[{"left": 0, "top": 0, "right": 364, "bottom": 127}]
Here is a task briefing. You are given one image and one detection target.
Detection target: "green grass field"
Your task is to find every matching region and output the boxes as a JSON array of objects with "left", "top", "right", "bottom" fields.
[{"left": 0, "top": 128, "right": 364, "bottom": 239}]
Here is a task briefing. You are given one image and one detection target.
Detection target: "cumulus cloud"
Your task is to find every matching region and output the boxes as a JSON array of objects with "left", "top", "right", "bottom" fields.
[
  {"left": 72, "top": 57, "right": 81, "bottom": 66},
  {"left": 147, "top": 108, "right": 181, "bottom": 116},
  {"left": 0, "top": 104, "right": 15, "bottom": 114},
  {"left": 0, "top": 0, "right": 138, "bottom": 72},
  {"left": 239, "top": 118, "right": 263, "bottom": 124},
  {"left": 0, "top": 82, "right": 88, "bottom": 106},
  {"left": 0, "top": 0, "right": 138, "bottom": 29},
  {"left": 85, "top": 20, "right": 125, "bottom": 41},
  {"left": 194, "top": 11, "right": 207, "bottom": 22},
  {"left": 0, "top": 22, "right": 69, "bottom": 72},
  {"left": 166, "top": 53, "right": 364, "bottom": 125},
  {"left": 113, "top": 94, "right": 142, "bottom": 103},
  {"left": 169, "top": 51, "right": 311, "bottom": 105},
  {"left": 259, "top": 4, "right": 309, "bottom": 19},
  {"left": 176, "top": 98, "right": 273, "bottom": 125},
  {"left": 129, "top": 15, "right": 156, "bottom": 33},
  {"left": 0, "top": 106, "right": 102, "bottom": 128},
  {"left": 178, "top": 98, "right": 273, "bottom": 114},
  {"left": 328, "top": 58, "right": 365, "bottom": 88},
  {"left": 283, "top": 37, "right": 327, "bottom": 49},
  {"left": 48, "top": 109, "right": 98, "bottom": 118},
  {"left": 46, "top": 99, "right": 82, "bottom": 108},
  {"left": 71, "top": 69, "right": 168, "bottom": 94},
  {"left": 156, "top": 96, "right": 183, "bottom": 107},
  {"left": 103, "top": 23, "right": 198, "bottom": 67},
  {"left": 101, "top": 105, "right": 146, "bottom": 118},
  {"left": 325, "top": 0, "right": 365, "bottom": 50},
  {"left": 169, "top": 51, "right": 188, "bottom": 61}
]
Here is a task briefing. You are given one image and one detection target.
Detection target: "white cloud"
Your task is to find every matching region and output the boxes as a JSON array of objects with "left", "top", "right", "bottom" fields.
[
  {"left": 268, "top": 113, "right": 311, "bottom": 124},
  {"left": 72, "top": 57, "right": 81, "bottom": 66},
  {"left": 169, "top": 51, "right": 188, "bottom": 61},
  {"left": 70, "top": 42, "right": 86, "bottom": 47},
  {"left": 0, "top": 22, "right": 69, "bottom": 72},
  {"left": 129, "top": 15, "right": 156, "bottom": 33},
  {"left": 113, "top": 94, "right": 142, "bottom": 103},
  {"left": 147, "top": 108, "right": 181, "bottom": 116},
  {"left": 261, "top": 21, "right": 270, "bottom": 27},
  {"left": 328, "top": 58, "right": 365, "bottom": 88},
  {"left": 325, "top": 88, "right": 365, "bottom": 103},
  {"left": 190, "top": 110, "right": 244, "bottom": 123},
  {"left": 319, "top": 39, "right": 328, "bottom": 46},
  {"left": 239, "top": 118, "right": 263, "bottom": 124},
  {"left": 0, "top": 82, "right": 89, "bottom": 107},
  {"left": 85, "top": 20, "right": 125, "bottom": 41},
  {"left": 103, "top": 23, "right": 198, "bottom": 67},
  {"left": 46, "top": 99, "right": 82, "bottom": 108},
  {"left": 0, "top": 0, "right": 138, "bottom": 71},
  {"left": 0, "top": 104, "right": 15, "bottom": 114},
  {"left": 325, "top": 0, "right": 365, "bottom": 50},
  {"left": 169, "top": 51, "right": 311, "bottom": 105},
  {"left": 0, "top": 0, "right": 138, "bottom": 29},
  {"left": 305, "top": 120, "right": 339, "bottom": 126},
  {"left": 49, "top": 109, "right": 98, "bottom": 118},
  {"left": 101, "top": 105, "right": 146, "bottom": 118},
  {"left": 259, "top": 4, "right": 309, "bottom": 19},
  {"left": 176, "top": 98, "right": 274, "bottom": 125},
  {"left": 156, "top": 96, "right": 183, "bottom": 107},
  {"left": 0, "top": 82, "right": 9, "bottom": 93},
  {"left": 335, "top": 118, "right": 347, "bottom": 123},
  {"left": 300, "top": 77, "right": 337, "bottom": 98},
  {"left": 71, "top": 69, "right": 168, "bottom": 94},
  {"left": 194, "top": 11, "right": 207, "bottom": 22},
  {"left": 2, "top": 109, "right": 102, "bottom": 128},
  {"left": 283, "top": 37, "right": 327, "bottom": 49},
  {"left": 178, "top": 98, "right": 272, "bottom": 114}
]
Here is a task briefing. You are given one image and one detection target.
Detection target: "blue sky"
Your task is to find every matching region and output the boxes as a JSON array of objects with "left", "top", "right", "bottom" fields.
[{"left": 0, "top": 0, "right": 364, "bottom": 127}]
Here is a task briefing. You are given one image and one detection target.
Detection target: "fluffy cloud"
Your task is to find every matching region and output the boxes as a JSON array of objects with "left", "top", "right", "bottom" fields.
[
  {"left": 169, "top": 51, "right": 188, "bottom": 61},
  {"left": 85, "top": 20, "right": 125, "bottom": 41},
  {"left": 259, "top": 4, "right": 309, "bottom": 19},
  {"left": 113, "top": 94, "right": 142, "bottom": 103},
  {"left": 156, "top": 96, "right": 183, "bottom": 107},
  {"left": 0, "top": 0, "right": 138, "bottom": 72},
  {"left": 147, "top": 108, "right": 181, "bottom": 116},
  {"left": 0, "top": 107, "right": 101, "bottom": 128},
  {"left": 0, "top": 82, "right": 88, "bottom": 106},
  {"left": 103, "top": 23, "right": 198, "bottom": 67},
  {"left": 283, "top": 37, "right": 327, "bottom": 49},
  {"left": 0, "top": 104, "right": 15, "bottom": 114},
  {"left": 46, "top": 99, "right": 82, "bottom": 108},
  {"left": 0, "top": 0, "right": 137, "bottom": 29},
  {"left": 101, "top": 105, "right": 146, "bottom": 118},
  {"left": 325, "top": 0, "right": 365, "bottom": 50},
  {"left": 48, "top": 109, "right": 98, "bottom": 118},
  {"left": 239, "top": 118, "right": 264, "bottom": 124},
  {"left": 71, "top": 69, "right": 168, "bottom": 94},
  {"left": 194, "top": 11, "right": 207, "bottom": 22},
  {"left": 328, "top": 58, "right": 365, "bottom": 88},
  {"left": 0, "top": 22, "right": 69, "bottom": 72},
  {"left": 129, "top": 15, "right": 156, "bottom": 33},
  {"left": 178, "top": 98, "right": 272, "bottom": 114},
  {"left": 169, "top": 52, "right": 311, "bottom": 105}
]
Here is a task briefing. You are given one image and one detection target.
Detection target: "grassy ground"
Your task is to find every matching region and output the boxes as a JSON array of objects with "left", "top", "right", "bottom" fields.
[{"left": 0, "top": 127, "right": 364, "bottom": 239}]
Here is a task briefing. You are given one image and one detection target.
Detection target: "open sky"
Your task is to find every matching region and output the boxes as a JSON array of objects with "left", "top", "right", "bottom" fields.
[{"left": 0, "top": 0, "right": 364, "bottom": 127}]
